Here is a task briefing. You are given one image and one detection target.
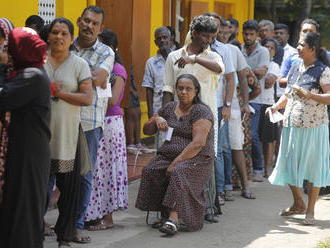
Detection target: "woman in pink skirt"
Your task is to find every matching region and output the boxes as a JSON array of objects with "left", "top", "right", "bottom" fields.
[{"left": 84, "top": 29, "right": 128, "bottom": 230}]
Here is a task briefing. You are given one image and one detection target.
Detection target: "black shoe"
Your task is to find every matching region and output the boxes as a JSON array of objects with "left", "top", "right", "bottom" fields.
[
  {"left": 214, "top": 196, "right": 223, "bottom": 216},
  {"left": 204, "top": 214, "right": 219, "bottom": 223}
]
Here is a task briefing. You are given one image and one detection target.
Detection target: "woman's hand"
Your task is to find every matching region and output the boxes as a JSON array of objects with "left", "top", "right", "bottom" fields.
[
  {"left": 293, "top": 85, "right": 312, "bottom": 99},
  {"left": 265, "top": 105, "right": 277, "bottom": 116},
  {"left": 53, "top": 80, "right": 64, "bottom": 97},
  {"left": 155, "top": 116, "right": 168, "bottom": 131},
  {"left": 0, "top": 49, "right": 8, "bottom": 65}
]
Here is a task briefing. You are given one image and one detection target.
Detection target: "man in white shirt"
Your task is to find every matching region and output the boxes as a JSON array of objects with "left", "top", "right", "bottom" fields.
[{"left": 274, "top": 23, "right": 298, "bottom": 98}]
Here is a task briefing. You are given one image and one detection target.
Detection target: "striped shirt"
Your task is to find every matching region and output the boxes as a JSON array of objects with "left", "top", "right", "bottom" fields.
[{"left": 72, "top": 38, "right": 114, "bottom": 131}]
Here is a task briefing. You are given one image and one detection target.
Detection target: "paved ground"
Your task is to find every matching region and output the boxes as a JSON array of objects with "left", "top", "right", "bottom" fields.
[{"left": 45, "top": 179, "right": 330, "bottom": 248}]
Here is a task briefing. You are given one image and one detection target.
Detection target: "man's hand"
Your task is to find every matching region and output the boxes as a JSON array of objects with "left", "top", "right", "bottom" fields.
[
  {"left": 279, "top": 77, "right": 288, "bottom": 88},
  {"left": 241, "top": 103, "right": 250, "bottom": 117},
  {"left": 222, "top": 106, "right": 231, "bottom": 121},
  {"left": 174, "top": 56, "right": 194, "bottom": 68},
  {"left": 264, "top": 73, "right": 277, "bottom": 89}
]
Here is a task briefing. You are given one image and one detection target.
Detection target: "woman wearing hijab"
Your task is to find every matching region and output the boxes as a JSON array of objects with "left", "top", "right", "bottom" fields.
[
  {"left": 0, "top": 27, "right": 51, "bottom": 248},
  {"left": 0, "top": 18, "right": 14, "bottom": 204}
]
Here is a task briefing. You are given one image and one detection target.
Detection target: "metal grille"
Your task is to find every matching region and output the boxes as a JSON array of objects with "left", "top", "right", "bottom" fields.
[{"left": 38, "top": 0, "right": 56, "bottom": 24}]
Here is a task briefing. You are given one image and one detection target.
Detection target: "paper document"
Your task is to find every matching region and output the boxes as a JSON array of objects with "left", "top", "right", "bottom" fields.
[
  {"left": 96, "top": 83, "right": 112, "bottom": 98},
  {"left": 269, "top": 111, "right": 284, "bottom": 123},
  {"left": 249, "top": 105, "right": 255, "bottom": 114},
  {"left": 161, "top": 127, "right": 174, "bottom": 142}
]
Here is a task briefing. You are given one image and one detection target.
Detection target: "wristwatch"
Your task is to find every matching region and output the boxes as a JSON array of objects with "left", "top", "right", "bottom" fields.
[{"left": 224, "top": 101, "right": 231, "bottom": 107}]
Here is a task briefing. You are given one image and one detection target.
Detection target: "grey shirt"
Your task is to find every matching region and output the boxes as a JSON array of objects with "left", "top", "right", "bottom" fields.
[{"left": 242, "top": 42, "right": 270, "bottom": 104}]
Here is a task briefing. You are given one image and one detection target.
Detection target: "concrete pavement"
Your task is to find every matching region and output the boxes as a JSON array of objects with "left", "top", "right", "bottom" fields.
[{"left": 44, "top": 179, "right": 330, "bottom": 248}]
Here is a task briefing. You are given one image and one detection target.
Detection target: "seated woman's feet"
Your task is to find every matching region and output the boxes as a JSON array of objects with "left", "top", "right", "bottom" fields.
[{"left": 159, "top": 219, "right": 178, "bottom": 236}]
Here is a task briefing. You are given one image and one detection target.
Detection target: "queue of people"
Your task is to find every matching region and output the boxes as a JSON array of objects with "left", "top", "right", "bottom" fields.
[{"left": 0, "top": 5, "right": 329, "bottom": 248}]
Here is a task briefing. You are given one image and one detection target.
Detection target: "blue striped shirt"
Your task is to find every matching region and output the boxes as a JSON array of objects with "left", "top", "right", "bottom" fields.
[{"left": 72, "top": 38, "right": 114, "bottom": 131}]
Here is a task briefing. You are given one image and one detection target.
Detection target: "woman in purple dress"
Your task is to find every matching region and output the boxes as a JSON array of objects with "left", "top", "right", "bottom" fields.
[{"left": 84, "top": 29, "right": 128, "bottom": 230}]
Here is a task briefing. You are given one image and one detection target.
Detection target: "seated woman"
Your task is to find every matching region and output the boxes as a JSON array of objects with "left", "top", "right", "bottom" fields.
[{"left": 135, "top": 74, "right": 214, "bottom": 235}]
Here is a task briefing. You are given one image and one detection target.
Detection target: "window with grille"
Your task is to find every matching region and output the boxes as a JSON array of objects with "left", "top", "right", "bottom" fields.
[{"left": 38, "top": 0, "right": 56, "bottom": 24}]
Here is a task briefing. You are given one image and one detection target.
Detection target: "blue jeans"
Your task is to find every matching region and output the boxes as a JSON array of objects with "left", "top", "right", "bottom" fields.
[
  {"left": 215, "top": 107, "right": 233, "bottom": 193},
  {"left": 76, "top": 127, "right": 103, "bottom": 230},
  {"left": 250, "top": 103, "right": 264, "bottom": 174}
]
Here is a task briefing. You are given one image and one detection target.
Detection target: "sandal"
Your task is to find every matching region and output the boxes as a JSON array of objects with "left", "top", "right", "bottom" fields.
[
  {"left": 151, "top": 219, "right": 165, "bottom": 229},
  {"left": 302, "top": 216, "right": 315, "bottom": 225},
  {"left": 58, "top": 241, "right": 71, "bottom": 248},
  {"left": 159, "top": 219, "right": 178, "bottom": 236},
  {"left": 224, "top": 191, "right": 235, "bottom": 201},
  {"left": 44, "top": 223, "right": 56, "bottom": 237},
  {"left": 241, "top": 190, "right": 256, "bottom": 199},
  {"left": 279, "top": 207, "right": 306, "bottom": 216},
  {"left": 87, "top": 220, "right": 114, "bottom": 231},
  {"left": 72, "top": 229, "right": 91, "bottom": 244}
]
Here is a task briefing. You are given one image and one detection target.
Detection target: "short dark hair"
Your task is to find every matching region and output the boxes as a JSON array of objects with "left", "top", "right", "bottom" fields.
[
  {"left": 261, "top": 37, "right": 278, "bottom": 54},
  {"left": 155, "top": 27, "right": 171, "bottom": 38},
  {"left": 190, "top": 15, "right": 217, "bottom": 33},
  {"left": 229, "top": 39, "right": 241, "bottom": 50},
  {"left": 243, "top": 20, "right": 259, "bottom": 32},
  {"left": 274, "top": 23, "right": 289, "bottom": 33},
  {"left": 204, "top": 12, "right": 222, "bottom": 22},
  {"left": 39, "top": 24, "right": 51, "bottom": 43},
  {"left": 81, "top": 6, "right": 105, "bottom": 23},
  {"left": 227, "top": 18, "right": 239, "bottom": 28},
  {"left": 49, "top": 17, "right": 74, "bottom": 37},
  {"left": 25, "top": 15, "right": 45, "bottom": 33},
  {"left": 301, "top": 18, "right": 319, "bottom": 32},
  {"left": 166, "top": 26, "right": 175, "bottom": 37}
]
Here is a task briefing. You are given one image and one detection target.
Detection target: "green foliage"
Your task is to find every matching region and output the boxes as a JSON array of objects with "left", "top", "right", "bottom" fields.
[{"left": 317, "top": 238, "right": 330, "bottom": 248}]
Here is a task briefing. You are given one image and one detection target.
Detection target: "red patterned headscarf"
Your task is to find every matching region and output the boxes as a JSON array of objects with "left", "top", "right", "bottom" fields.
[
  {"left": 0, "top": 18, "right": 14, "bottom": 47},
  {"left": 7, "top": 27, "right": 47, "bottom": 72}
]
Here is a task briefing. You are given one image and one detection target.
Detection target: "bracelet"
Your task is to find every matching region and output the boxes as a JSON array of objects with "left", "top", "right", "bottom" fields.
[{"left": 189, "top": 54, "right": 196, "bottom": 64}]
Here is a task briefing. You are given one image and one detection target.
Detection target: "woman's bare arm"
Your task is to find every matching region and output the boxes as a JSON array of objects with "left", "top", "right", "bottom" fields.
[
  {"left": 108, "top": 75, "right": 125, "bottom": 107},
  {"left": 54, "top": 79, "right": 93, "bottom": 106},
  {"left": 167, "top": 119, "right": 212, "bottom": 175}
]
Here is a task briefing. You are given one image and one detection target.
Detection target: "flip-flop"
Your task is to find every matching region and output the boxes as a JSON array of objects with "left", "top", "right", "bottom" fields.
[
  {"left": 72, "top": 230, "right": 91, "bottom": 244},
  {"left": 87, "top": 220, "right": 114, "bottom": 231},
  {"left": 224, "top": 191, "right": 235, "bottom": 201},
  {"left": 279, "top": 207, "right": 306, "bottom": 216},
  {"left": 58, "top": 241, "right": 71, "bottom": 247},
  {"left": 44, "top": 225, "right": 56, "bottom": 237},
  {"left": 302, "top": 216, "right": 315, "bottom": 225},
  {"left": 241, "top": 190, "right": 256, "bottom": 199}
]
